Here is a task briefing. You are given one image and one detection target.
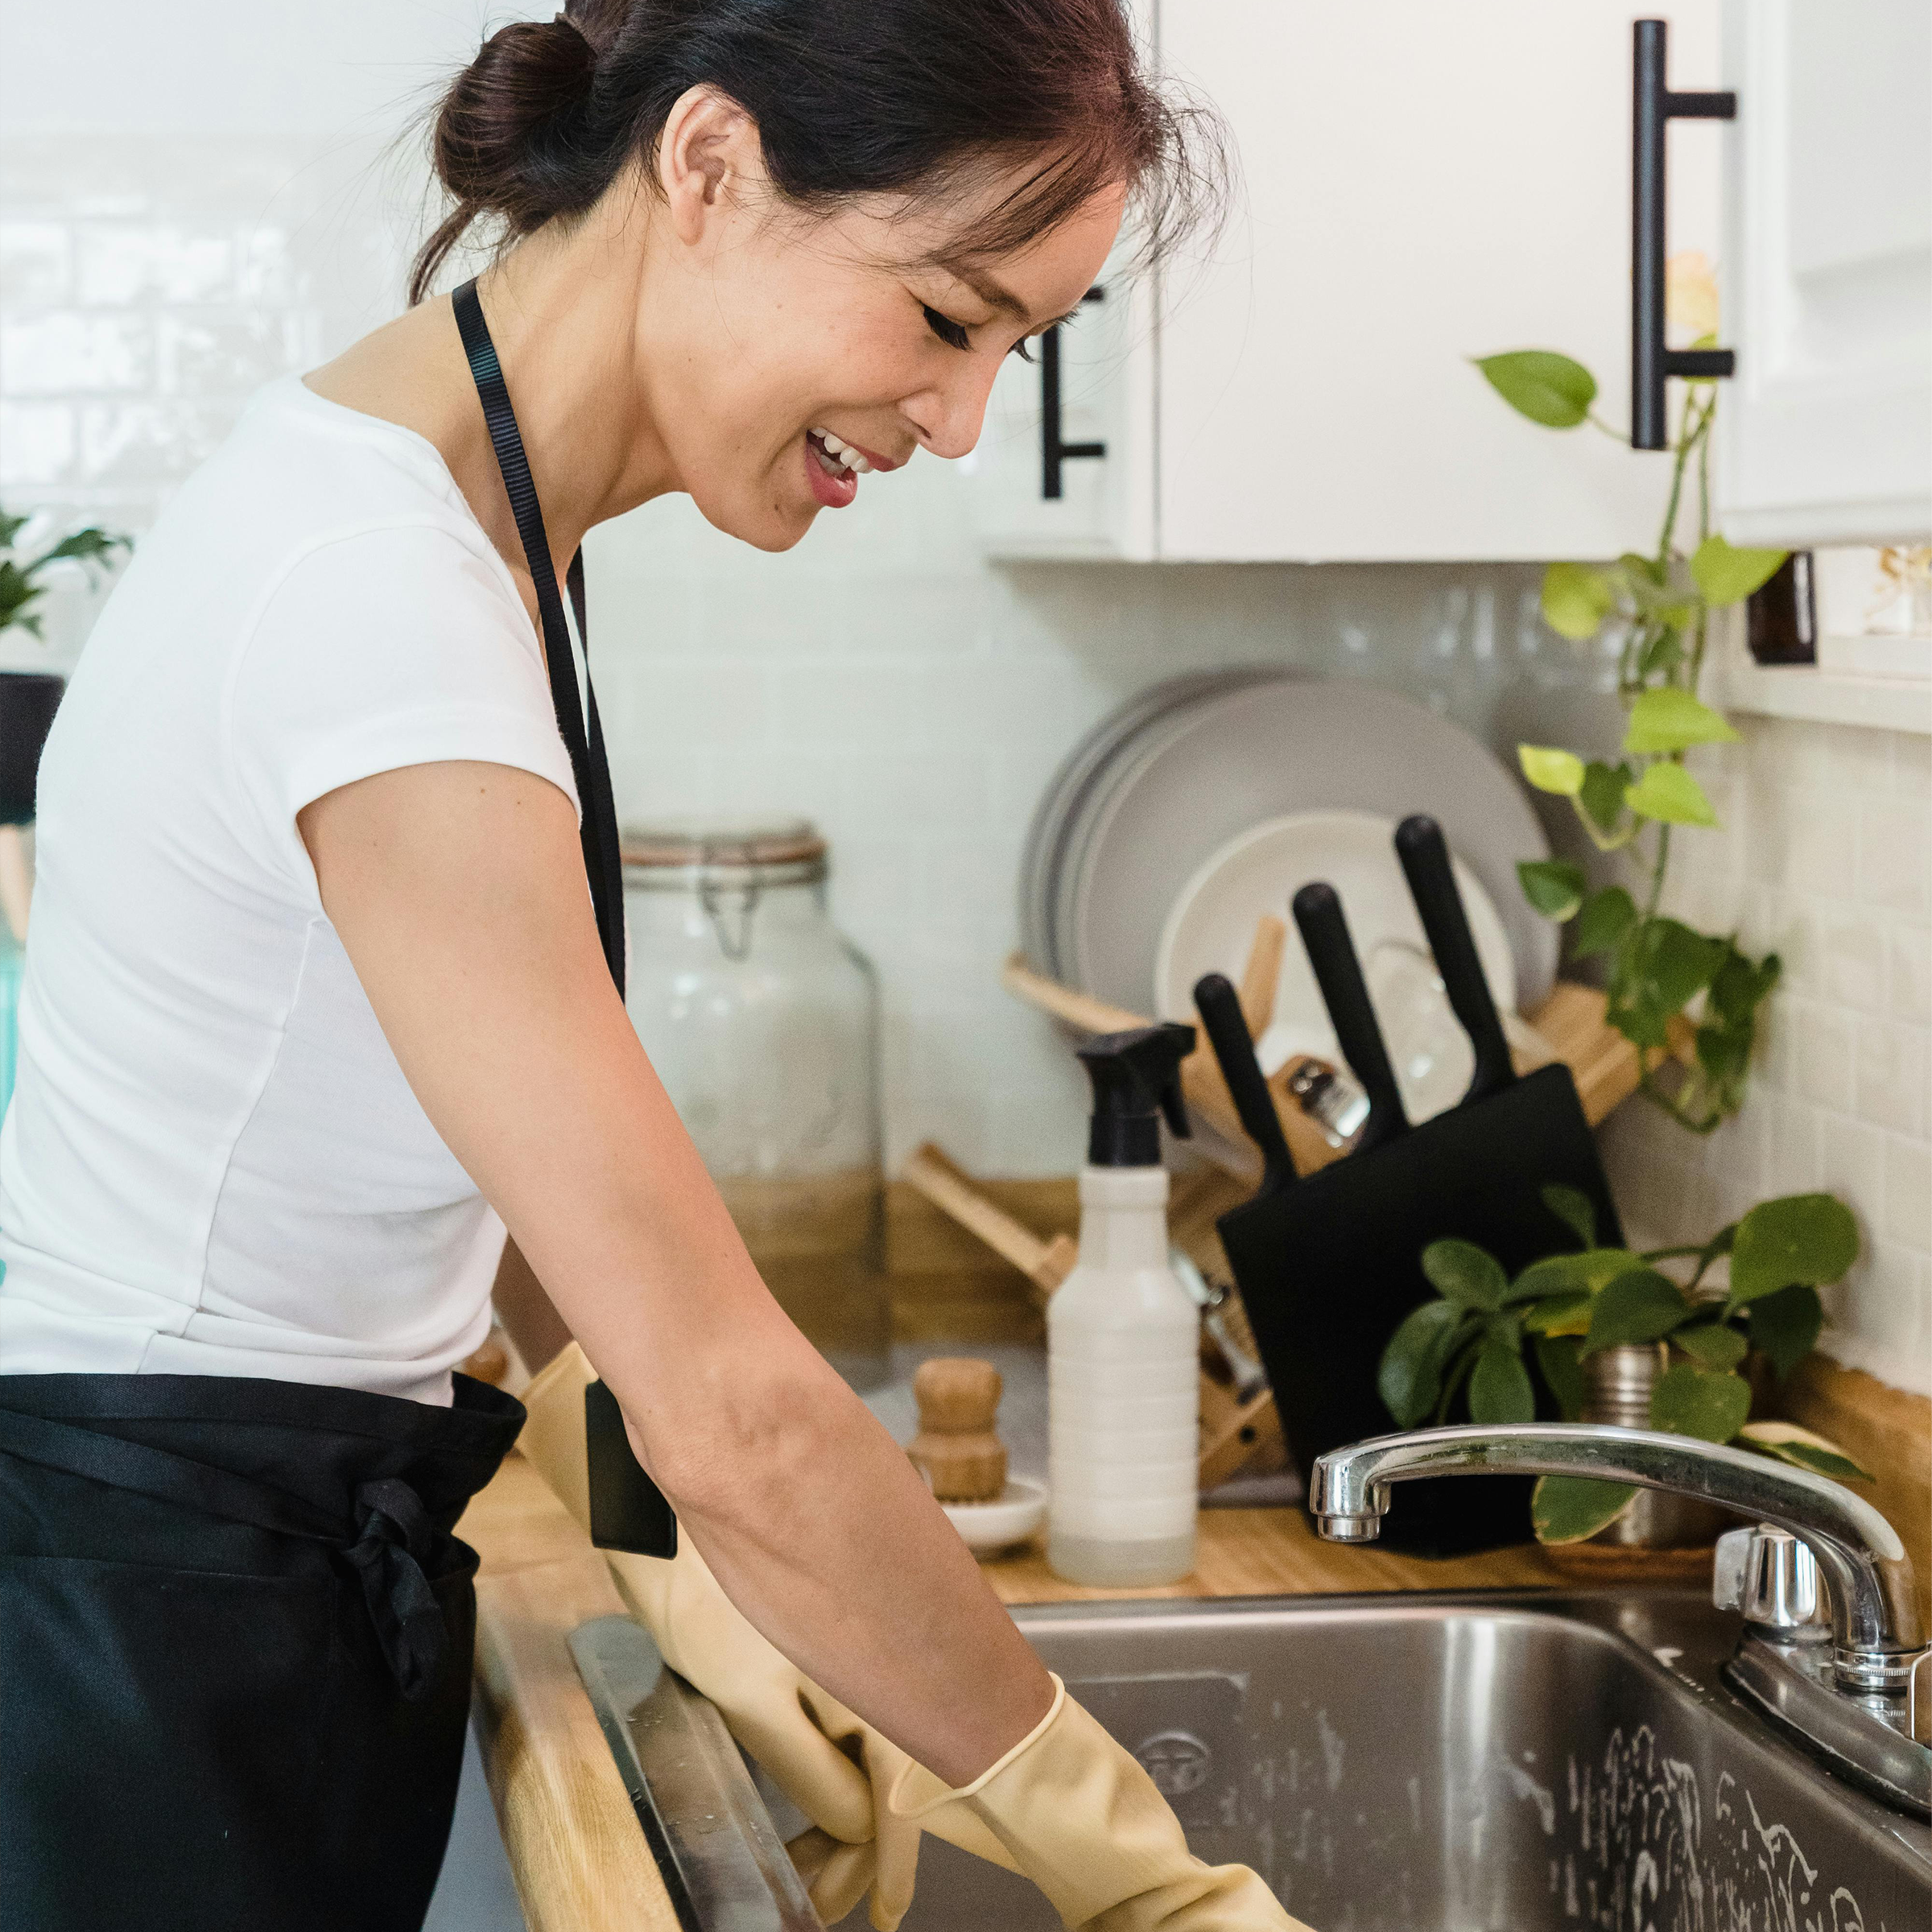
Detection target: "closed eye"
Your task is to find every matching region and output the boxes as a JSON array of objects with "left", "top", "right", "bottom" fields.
[
  {"left": 923, "top": 303, "right": 1041, "bottom": 363},
  {"left": 922, "top": 304, "right": 972, "bottom": 352}
]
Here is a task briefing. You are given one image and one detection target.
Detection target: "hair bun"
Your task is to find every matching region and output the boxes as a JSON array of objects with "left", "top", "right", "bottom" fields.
[{"left": 430, "top": 15, "right": 600, "bottom": 216}]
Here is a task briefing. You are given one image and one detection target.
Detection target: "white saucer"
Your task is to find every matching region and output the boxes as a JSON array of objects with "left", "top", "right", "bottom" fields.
[{"left": 941, "top": 1477, "right": 1049, "bottom": 1556}]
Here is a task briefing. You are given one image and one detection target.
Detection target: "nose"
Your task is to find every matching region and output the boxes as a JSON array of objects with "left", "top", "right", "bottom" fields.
[{"left": 903, "top": 355, "right": 1004, "bottom": 463}]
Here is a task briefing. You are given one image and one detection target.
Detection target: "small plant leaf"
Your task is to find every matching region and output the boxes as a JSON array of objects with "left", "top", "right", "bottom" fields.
[
  {"left": 1738, "top": 1421, "right": 1874, "bottom": 1484},
  {"left": 1606, "top": 918, "right": 1728, "bottom": 1051},
  {"left": 1649, "top": 1362, "right": 1752, "bottom": 1443},
  {"left": 1534, "top": 1333, "right": 1587, "bottom": 1419},
  {"left": 1518, "top": 858, "right": 1587, "bottom": 920},
  {"left": 1624, "top": 687, "right": 1740, "bottom": 756},
  {"left": 1475, "top": 350, "right": 1598, "bottom": 428},
  {"left": 1585, "top": 1269, "right": 1694, "bottom": 1354},
  {"left": 1690, "top": 534, "right": 1786, "bottom": 607},
  {"left": 1524, "top": 1292, "right": 1592, "bottom": 1336},
  {"left": 1533, "top": 1475, "right": 1640, "bottom": 1544},
  {"left": 1625, "top": 762, "right": 1719, "bottom": 827},
  {"left": 1743, "top": 1281, "right": 1825, "bottom": 1380},
  {"left": 1670, "top": 1320, "right": 1748, "bottom": 1370},
  {"left": 1512, "top": 1249, "right": 1645, "bottom": 1298},
  {"left": 1577, "top": 762, "right": 1634, "bottom": 842},
  {"left": 1541, "top": 1183, "right": 1596, "bottom": 1250},
  {"left": 1519, "top": 745, "right": 1586, "bottom": 797},
  {"left": 1728, "top": 1194, "right": 1859, "bottom": 1308},
  {"left": 1542, "top": 561, "right": 1618, "bottom": 640},
  {"left": 1468, "top": 1338, "right": 1536, "bottom": 1426},
  {"left": 1378, "top": 1299, "right": 1466, "bottom": 1427},
  {"left": 1422, "top": 1238, "right": 1509, "bottom": 1311},
  {"left": 1572, "top": 886, "right": 1637, "bottom": 959}
]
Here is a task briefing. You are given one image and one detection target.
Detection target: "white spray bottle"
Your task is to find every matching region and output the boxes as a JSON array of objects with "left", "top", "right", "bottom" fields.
[{"left": 1047, "top": 1022, "right": 1199, "bottom": 1587}]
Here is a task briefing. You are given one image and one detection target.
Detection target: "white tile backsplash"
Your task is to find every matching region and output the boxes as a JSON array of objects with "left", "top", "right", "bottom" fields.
[{"left": 1601, "top": 715, "right": 1932, "bottom": 1393}]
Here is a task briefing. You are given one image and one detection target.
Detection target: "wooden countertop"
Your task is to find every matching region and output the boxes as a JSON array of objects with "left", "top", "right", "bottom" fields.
[{"left": 460, "top": 1452, "right": 1571, "bottom": 1931}]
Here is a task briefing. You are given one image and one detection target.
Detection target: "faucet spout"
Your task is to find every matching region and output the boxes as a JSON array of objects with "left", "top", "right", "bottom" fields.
[{"left": 1309, "top": 1422, "right": 1922, "bottom": 1694}]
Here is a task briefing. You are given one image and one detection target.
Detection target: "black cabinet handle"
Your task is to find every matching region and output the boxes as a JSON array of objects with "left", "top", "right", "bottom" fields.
[
  {"left": 1041, "top": 285, "right": 1108, "bottom": 498},
  {"left": 1633, "top": 19, "right": 1736, "bottom": 449}
]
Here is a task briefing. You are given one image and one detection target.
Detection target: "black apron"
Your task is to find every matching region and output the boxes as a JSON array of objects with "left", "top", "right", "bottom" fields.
[
  {"left": 0, "top": 281, "right": 660, "bottom": 1926},
  {"left": 0, "top": 1371, "right": 523, "bottom": 1929}
]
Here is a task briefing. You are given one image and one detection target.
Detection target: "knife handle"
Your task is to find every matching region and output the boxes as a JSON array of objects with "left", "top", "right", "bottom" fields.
[
  {"left": 1293, "top": 882, "right": 1409, "bottom": 1154},
  {"left": 1394, "top": 815, "right": 1515, "bottom": 1104},
  {"left": 1193, "top": 972, "right": 1297, "bottom": 1194}
]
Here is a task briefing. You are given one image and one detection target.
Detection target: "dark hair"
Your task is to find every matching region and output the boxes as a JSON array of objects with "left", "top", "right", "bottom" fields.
[{"left": 410, "top": 0, "right": 1220, "bottom": 305}]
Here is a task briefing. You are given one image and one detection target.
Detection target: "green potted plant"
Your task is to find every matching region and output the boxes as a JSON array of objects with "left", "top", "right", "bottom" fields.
[
  {"left": 1476, "top": 257, "right": 1786, "bottom": 1133},
  {"left": 0, "top": 506, "right": 130, "bottom": 952},
  {"left": 1377, "top": 1183, "right": 1872, "bottom": 1546}
]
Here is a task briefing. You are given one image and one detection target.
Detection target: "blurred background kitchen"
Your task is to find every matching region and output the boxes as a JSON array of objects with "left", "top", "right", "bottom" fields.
[
  {"left": 4, "top": 1, "right": 1930, "bottom": 1924},
  {"left": 4, "top": 0, "right": 1923, "bottom": 1378}
]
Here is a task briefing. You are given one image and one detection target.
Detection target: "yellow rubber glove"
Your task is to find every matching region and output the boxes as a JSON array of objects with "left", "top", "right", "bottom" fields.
[
  {"left": 890, "top": 1678, "right": 1310, "bottom": 1932},
  {"left": 518, "top": 1343, "right": 1018, "bottom": 1930}
]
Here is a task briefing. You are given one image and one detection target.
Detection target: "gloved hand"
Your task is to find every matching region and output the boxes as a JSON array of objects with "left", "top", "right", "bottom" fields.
[
  {"left": 889, "top": 1677, "right": 1310, "bottom": 1931},
  {"left": 518, "top": 1342, "right": 1017, "bottom": 1930}
]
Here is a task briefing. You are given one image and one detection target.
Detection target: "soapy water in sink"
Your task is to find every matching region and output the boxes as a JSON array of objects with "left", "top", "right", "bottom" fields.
[{"left": 842, "top": 1607, "right": 1917, "bottom": 1932}]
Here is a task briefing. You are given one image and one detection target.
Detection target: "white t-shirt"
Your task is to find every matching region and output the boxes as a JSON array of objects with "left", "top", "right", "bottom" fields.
[{"left": 0, "top": 376, "right": 579, "bottom": 1404}]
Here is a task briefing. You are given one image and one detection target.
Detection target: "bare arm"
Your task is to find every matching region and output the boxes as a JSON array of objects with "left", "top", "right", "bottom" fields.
[{"left": 300, "top": 760, "right": 1054, "bottom": 1785}]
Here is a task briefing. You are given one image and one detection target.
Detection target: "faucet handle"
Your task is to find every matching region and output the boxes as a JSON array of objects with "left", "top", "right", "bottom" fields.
[{"left": 1715, "top": 1523, "right": 1822, "bottom": 1632}]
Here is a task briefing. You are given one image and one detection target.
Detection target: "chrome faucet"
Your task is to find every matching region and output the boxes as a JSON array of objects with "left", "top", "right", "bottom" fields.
[{"left": 1310, "top": 1422, "right": 1931, "bottom": 1814}]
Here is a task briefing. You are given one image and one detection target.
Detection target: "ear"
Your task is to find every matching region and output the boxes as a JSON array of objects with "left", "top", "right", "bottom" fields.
[{"left": 658, "top": 84, "right": 766, "bottom": 245}]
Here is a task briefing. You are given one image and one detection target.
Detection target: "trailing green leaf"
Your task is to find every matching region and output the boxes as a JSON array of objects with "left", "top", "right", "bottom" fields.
[
  {"left": 1742, "top": 1282, "right": 1825, "bottom": 1380},
  {"left": 1607, "top": 919, "right": 1727, "bottom": 1050},
  {"left": 1649, "top": 1362, "right": 1752, "bottom": 1443},
  {"left": 1624, "top": 687, "right": 1740, "bottom": 755},
  {"left": 1584, "top": 1269, "right": 1694, "bottom": 1354},
  {"left": 1625, "top": 762, "right": 1719, "bottom": 827},
  {"left": 1517, "top": 859, "right": 1587, "bottom": 920},
  {"left": 1576, "top": 762, "right": 1635, "bottom": 845},
  {"left": 1474, "top": 350, "right": 1598, "bottom": 428},
  {"left": 1533, "top": 1476, "right": 1640, "bottom": 1544},
  {"left": 1422, "top": 1238, "right": 1509, "bottom": 1311},
  {"left": 1541, "top": 1183, "right": 1596, "bottom": 1250},
  {"left": 1534, "top": 1333, "right": 1586, "bottom": 1420},
  {"left": 1728, "top": 1195, "right": 1860, "bottom": 1309},
  {"left": 1572, "top": 886, "right": 1637, "bottom": 959},
  {"left": 1542, "top": 561, "right": 1617, "bottom": 640},
  {"left": 1690, "top": 534, "right": 1786, "bottom": 606},
  {"left": 1519, "top": 745, "right": 1586, "bottom": 796}
]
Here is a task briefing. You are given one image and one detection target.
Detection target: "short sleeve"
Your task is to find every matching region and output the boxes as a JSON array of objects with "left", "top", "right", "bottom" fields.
[{"left": 226, "top": 519, "right": 580, "bottom": 895}]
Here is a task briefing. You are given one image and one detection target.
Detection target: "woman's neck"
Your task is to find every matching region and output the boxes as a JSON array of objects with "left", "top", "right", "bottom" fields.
[{"left": 306, "top": 189, "right": 675, "bottom": 589}]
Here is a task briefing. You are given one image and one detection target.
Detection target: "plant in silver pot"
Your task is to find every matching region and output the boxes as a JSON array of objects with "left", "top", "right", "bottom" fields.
[{"left": 1378, "top": 1184, "right": 1873, "bottom": 1549}]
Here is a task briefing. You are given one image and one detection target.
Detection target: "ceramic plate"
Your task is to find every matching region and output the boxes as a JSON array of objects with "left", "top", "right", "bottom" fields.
[
  {"left": 1020, "top": 669, "right": 1294, "bottom": 977},
  {"left": 1154, "top": 810, "right": 1519, "bottom": 1123},
  {"left": 1069, "top": 679, "right": 1555, "bottom": 1021}
]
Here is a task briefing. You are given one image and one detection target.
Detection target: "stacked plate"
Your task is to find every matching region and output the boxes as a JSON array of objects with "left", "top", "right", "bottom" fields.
[{"left": 1020, "top": 672, "right": 1558, "bottom": 1118}]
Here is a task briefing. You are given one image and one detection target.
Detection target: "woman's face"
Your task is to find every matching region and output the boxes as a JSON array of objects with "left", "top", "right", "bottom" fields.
[{"left": 639, "top": 92, "right": 1128, "bottom": 551}]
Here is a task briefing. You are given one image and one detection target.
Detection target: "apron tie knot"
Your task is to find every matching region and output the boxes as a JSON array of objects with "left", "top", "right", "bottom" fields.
[{"left": 345, "top": 1476, "right": 447, "bottom": 1701}]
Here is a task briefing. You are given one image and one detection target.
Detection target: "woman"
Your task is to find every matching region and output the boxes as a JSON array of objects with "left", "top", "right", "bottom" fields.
[{"left": 0, "top": 2, "right": 1298, "bottom": 1927}]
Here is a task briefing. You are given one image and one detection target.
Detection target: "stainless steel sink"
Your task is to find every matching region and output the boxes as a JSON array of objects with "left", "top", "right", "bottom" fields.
[{"left": 577, "top": 1588, "right": 1932, "bottom": 1930}]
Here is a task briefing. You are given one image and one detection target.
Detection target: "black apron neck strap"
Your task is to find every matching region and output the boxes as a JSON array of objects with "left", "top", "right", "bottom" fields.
[{"left": 452, "top": 276, "right": 627, "bottom": 995}]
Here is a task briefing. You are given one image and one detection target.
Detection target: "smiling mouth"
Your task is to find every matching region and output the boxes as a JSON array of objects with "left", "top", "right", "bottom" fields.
[{"left": 807, "top": 427, "right": 873, "bottom": 479}]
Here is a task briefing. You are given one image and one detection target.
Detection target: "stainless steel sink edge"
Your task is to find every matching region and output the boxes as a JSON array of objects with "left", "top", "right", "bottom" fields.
[{"left": 576, "top": 1589, "right": 1932, "bottom": 1931}]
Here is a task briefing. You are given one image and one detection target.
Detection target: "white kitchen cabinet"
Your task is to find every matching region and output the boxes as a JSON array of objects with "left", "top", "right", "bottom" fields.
[
  {"left": 1715, "top": 0, "right": 1932, "bottom": 547},
  {"left": 970, "top": 2, "right": 1721, "bottom": 564}
]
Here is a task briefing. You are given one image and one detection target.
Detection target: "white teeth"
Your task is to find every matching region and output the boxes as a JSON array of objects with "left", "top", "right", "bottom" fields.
[{"left": 809, "top": 427, "right": 873, "bottom": 475}]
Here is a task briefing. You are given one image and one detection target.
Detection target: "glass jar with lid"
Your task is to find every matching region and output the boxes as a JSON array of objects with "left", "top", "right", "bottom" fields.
[{"left": 621, "top": 819, "right": 890, "bottom": 1389}]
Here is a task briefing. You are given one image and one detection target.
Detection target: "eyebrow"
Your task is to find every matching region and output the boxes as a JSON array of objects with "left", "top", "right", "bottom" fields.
[{"left": 955, "top": 267, "right": 1031, "bottom": 323}]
